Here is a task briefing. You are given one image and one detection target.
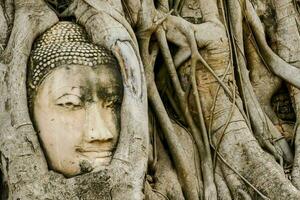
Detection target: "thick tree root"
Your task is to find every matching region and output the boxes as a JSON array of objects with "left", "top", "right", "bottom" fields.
[{"left": 227, "top": 0, "right": 293, "bottom": 164}]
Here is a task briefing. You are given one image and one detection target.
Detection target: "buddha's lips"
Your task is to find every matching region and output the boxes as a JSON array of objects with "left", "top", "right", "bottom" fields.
[
  {"left": 76, "top": 149, "right": 112, "bottom": 158},
  {"left": 79, "top": 151, "right": 112, "bottom": 158}
]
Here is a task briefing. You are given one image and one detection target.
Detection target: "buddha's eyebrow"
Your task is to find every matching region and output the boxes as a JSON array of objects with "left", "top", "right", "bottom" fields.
[
  {"left": 55, "top": 93, "right": 82, "bottom": 101},
  {"left": 51, "top": 86, "right": 85, "bottom": 99}
]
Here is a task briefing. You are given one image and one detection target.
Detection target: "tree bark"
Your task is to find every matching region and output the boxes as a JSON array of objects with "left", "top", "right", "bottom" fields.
[{"left": 2, "top": 0, "right": 300, "bottom": 199}]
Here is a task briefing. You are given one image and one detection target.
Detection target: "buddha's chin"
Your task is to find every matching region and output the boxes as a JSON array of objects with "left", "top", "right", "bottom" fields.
[
  {"left": 51, "top": 156, "right": 113, "bottom": 178},
  {"left": 91, "top": 157, "right": 112, "bottom": 172},
  {"left": 79, "top": 156, "right": 112, "bottom": 173}
]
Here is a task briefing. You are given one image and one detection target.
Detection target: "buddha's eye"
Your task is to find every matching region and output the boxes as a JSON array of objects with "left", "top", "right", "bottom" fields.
[
  {"left": 56, "top": 94, "right": 83, "bottom": 110},
  {"left": 104, "top": 96, "right": 121, "bottom": 108}
]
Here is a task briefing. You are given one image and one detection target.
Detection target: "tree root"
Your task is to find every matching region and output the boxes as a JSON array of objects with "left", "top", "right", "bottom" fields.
[
  {"left": 139, "top": 25, "right": 200, "bottom": 198},
  {"left": 242, "top": 0, "right": 300, "bottom": 88},
  {"left": 227, "top": 0, "right": 293, "bottom": 164},
  {"left": 156, "top": 26, "right": 217, "bottom": 200},
  {"left": 0, "top": 1, "right": 58, "bottom": 197}
]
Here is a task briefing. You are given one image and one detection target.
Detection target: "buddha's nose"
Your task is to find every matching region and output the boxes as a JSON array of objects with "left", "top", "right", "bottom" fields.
[{"left": 83, "top": 103, "right": 113, "bottom": 142}]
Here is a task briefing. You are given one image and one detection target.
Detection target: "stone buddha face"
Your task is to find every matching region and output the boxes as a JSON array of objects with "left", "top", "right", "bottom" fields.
[
  {"left": 28, "top": 21, "right": 123, "bottom": 177},
  {"left": 33, "top": 63, "right": 123, "bottom": 177}
]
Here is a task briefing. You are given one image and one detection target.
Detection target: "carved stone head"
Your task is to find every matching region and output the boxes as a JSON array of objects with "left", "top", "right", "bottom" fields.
[{"left": 27, "top": 22, "right": 123, "bottom": 177}]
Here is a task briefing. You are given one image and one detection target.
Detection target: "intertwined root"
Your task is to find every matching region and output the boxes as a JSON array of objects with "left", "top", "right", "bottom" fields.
[{"left": 137, "top": 0, "right": 300, "bottom": 199}]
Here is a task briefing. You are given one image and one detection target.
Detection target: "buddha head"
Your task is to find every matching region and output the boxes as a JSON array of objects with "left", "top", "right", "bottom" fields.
[{"left": 27, "top": 22, "right": 123, "bottom": 177}]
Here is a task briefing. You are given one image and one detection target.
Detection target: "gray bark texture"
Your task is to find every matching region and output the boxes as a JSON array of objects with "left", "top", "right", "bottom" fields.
[{"left": 2, "top": 0, "right": 300, "bottom": 199}]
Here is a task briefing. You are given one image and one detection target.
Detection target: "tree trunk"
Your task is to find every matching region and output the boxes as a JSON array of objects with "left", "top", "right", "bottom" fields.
[{"left": 2, "top": 0, "right": 300, "bottom": 199}]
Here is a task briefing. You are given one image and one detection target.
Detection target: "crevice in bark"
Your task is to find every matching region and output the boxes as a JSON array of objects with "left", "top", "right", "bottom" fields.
[{"left": 0, "top": 153, "right": 9, "bottom": 200}]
